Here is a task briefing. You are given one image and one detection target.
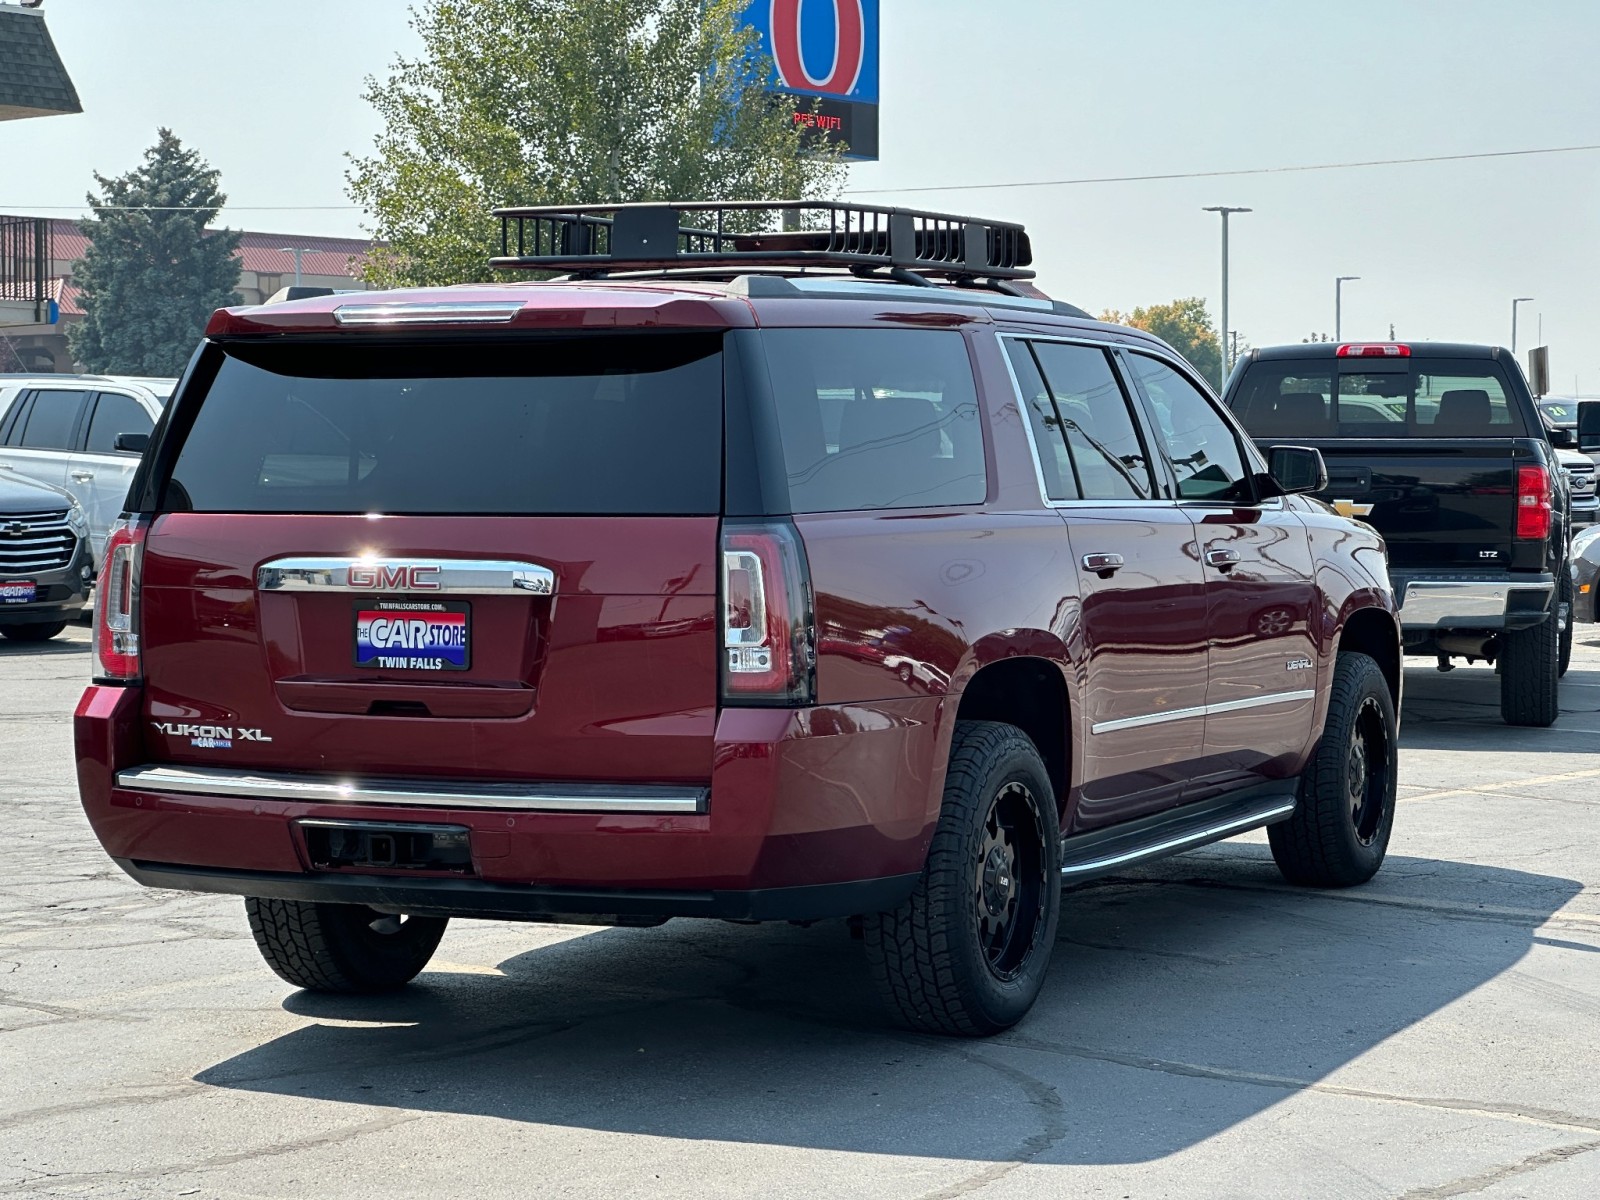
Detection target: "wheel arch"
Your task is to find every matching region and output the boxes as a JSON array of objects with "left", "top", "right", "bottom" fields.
[
  {"left": 952, "top": 648, "right": 1073, "bottom": 818},
  {"left": 1336, "top": 604, "right": 1402, "bottom": 708}
]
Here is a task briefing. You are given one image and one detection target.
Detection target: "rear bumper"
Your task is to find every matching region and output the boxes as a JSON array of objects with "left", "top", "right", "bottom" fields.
[
  {"left": 1393, "top": 572, "right": 1555, "bottom": 633},
  {"left": 113, "top": 859, "right": 920, "bottom": 922},
  {"left": 76, "top": 685, "right": 951, "bottom": 920}
]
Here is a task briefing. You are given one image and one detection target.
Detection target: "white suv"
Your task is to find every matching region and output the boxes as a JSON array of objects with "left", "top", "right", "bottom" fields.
[{"left": 0, "top": 375, "right": 173, "bottom": 565}]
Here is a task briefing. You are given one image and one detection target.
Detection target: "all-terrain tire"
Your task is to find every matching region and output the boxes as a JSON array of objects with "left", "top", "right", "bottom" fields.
[
  {"left": 0, "top": 621, "right": 68, "bottom": 642},
  {"left": 1269, "top": 651, "right": 1397, "bottom": 888},
  {"left": 244, "top": 898, "right": 447, "bottom": 993},
  {"left": 1559, "top": 573, "right": 1574, "bottom": 678},
  {"left": 863, "top": 720, "right": 1061, "bottom": 1037},
  {"left": 1500, "top": 610, "right": 1560, "bottom": 727}
]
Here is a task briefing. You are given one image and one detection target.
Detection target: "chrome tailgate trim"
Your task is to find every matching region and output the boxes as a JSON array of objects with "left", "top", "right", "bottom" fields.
[{"left": 116, "top": 764, "right": 705, "bottom": 814}]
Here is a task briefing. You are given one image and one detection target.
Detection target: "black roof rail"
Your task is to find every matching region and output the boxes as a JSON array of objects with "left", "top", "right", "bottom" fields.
[{"left": 489, "top": 200, "right": 1035, "bottom": 284}]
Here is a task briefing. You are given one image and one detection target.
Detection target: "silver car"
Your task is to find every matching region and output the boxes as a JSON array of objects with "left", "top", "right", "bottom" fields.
[{"left": 0, "top": 374, "right": 173, "bottom": 565}]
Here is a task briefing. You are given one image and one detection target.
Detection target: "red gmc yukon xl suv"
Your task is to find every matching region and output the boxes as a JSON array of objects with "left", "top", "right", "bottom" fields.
[{"left": 75, "top": 202, "right": 1402, "bottom": 1036}]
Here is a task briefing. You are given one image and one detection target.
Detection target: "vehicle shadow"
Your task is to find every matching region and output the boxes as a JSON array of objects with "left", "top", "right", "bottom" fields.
[
  {"left": 1398, "top": 651, "right": 1600, "bottom": 751},
  {"left": 0, "top": 637, "right": 89, "bottom": 657},
  {"left": 195, "top": 850, "right": 1580, "bottom": 1165}
]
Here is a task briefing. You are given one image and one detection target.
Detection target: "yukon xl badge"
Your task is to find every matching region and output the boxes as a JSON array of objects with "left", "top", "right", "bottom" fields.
[{"left": 151, "top": 722, "right": 273, "bottom": 750}]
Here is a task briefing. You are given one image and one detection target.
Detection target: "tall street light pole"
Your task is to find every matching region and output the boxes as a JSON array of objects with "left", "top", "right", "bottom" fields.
[
  {"left": 1335, "top": 276, "right": 1360, "bottom": 341},
  {"left": 1512, "top": 297, "right": 1534, "bottom": 355},
  {"left": 277, "top": 247, "right": 312, "bottom": 288},
  {"left": 1202, "top": 206, "right": 1251, "bottom": 383}
]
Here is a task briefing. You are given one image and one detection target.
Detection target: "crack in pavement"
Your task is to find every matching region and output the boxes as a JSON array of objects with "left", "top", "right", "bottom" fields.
[
  {"left": 1397, "top": 1138, "right": 1600, "bottom": 1198},
  {"left": 1000, "top": 1035, "right": 1600, "bottom": 1137},
  {"left": 1105, "top": 875, "right": 1600, "bottom": 932},
  {"left": 0, "top": 1111, "right": 421, "bottom": 1194},
  {"left": 911, "top": 1051, "right": 1068, "bottom": 1200}
]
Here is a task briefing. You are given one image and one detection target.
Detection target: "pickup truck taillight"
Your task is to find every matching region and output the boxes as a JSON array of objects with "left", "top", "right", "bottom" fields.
[
  {"left": 1515, "top": 465, "right": 1553, "bottom": 540},
  {"left": 95, "top": 517, "right": 147, "bottom": 682},
  {"left": 721, "top": 522, "right": 816, "bottom": 706}
]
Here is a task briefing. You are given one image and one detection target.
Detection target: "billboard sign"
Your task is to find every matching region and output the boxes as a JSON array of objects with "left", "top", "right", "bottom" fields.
[{"left": 741, "top": 0, "right": 880, "bottom": 161}]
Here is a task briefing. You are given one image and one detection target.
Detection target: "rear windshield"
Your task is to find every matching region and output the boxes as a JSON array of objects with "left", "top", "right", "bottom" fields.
[
  {"left": 162, "top": 337, "right": 723, "bottom": 515},
  {"left": 1230, "top": 359, "right": 1527, "bottom": 438},
  {"left": 762, "top": 328, "right": 986, "bottom": 512}
]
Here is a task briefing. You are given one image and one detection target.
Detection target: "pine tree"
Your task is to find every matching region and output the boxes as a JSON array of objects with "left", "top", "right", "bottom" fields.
[
  {"left": 68, "top": 129, "right": 242, "bottom": 375},
  {"left": 348, "top": 0, "right": 849, "bottom": 288}
]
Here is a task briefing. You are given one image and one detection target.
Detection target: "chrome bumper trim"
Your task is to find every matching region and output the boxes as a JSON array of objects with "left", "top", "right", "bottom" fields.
[
  {"left": 1399, "top": 581, "right": 1552, "bottom": 630},
  {"left": 115, "top": 765, "right": 705, "bottom": 815}
]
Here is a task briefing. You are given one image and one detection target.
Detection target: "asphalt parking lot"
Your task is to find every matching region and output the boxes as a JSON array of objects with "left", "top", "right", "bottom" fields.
[{"left": 3, "top": 625, "right": 1600, "bottom": 1199}]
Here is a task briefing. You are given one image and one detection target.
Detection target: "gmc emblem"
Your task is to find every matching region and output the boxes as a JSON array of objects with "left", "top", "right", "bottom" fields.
[{"left": 348, "top": 563, "right": 442, "bottom": 591}]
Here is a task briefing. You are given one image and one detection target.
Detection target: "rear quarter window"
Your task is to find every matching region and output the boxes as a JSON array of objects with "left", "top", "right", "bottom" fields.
[
  {"left": 761, "top": 328, "right": 987, "bottom": 513},
  {"left": 161, "top": 336, "right": 724, "bottom": 515}
]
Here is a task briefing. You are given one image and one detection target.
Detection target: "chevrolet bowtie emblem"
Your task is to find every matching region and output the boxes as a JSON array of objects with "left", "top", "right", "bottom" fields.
[
  {"left": 2, "top": 522, "right": 26, "bottom": 537},
  {"left": 1332, "top": 500, "right": 1374, "bottom": 518}
]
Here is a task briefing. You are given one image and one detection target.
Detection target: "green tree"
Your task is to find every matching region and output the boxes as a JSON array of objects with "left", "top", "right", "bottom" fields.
[
  {"left": 348, "top": 0, "right": 849, "bottom": 288},
  {"left": 68, "top": 129, "right": 241, "bottom": 376},
  {"left": 1100, "top": 297, "right": 1223, "bottom": 391}
]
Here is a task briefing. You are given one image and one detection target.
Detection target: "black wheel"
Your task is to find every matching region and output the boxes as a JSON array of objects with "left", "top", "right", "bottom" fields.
[
  {"left": 1559, "top": 573, "right": 1574, "bottom": 678},
  {"left": 1269, "top": 651, "right": 1397, "bottom": 888},
  {"left": 1500, "top": 610, "right": 1560, "bottom": 727},
  {"left": 244, "top": 898, "right": 447, "bottom": 993},
  {"left": 864, "top": 720, "right": 1062, "bottom": 1036}
]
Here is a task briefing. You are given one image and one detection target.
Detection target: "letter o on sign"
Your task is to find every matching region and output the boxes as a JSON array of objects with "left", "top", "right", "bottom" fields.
[{"left": 770, "top": 0, "right": 865, "bottom": 97}]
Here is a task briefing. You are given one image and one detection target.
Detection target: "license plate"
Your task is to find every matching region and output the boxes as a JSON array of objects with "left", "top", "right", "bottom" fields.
[
  {"left": 354, "top": 600, "right": 470, "bottom": 671},
  {"left": 0, "top": 581, "right": 36, "bottom": 605}
]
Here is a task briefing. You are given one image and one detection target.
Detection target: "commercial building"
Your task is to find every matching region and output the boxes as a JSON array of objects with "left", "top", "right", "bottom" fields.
[
  {"left": 0, "top": 218, "right": 377, "bottom": 373},
  {"left": 1, "top": 1, "right": 81, "bottom": 331}
]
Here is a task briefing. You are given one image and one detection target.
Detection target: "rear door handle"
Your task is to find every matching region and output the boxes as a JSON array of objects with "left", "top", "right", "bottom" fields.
[
  {"left": 1205, "top": 548, "right": 1241, "bottom": 570},
  {"left": 70, "top": 470, "right": 95, "bottom": 482},
  {"left": 1081, "top": 552, "right": 1125, "bottom": 576}
]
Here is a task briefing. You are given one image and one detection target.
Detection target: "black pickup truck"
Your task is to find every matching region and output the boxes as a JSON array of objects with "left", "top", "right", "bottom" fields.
[{"left": 1224, "top": 342, "right": 1568, "bottom": 726}]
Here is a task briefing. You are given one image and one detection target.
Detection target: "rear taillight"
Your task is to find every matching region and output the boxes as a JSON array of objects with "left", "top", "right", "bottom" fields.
[
  {"left": 95, "top": 517, "right": 147, "bottom": 682},
  {"left": 1515, "top": 465, "right": 1553, "bottom": 540},
  {"left": 1336, "top": 343, "right": 1411, "bottom": 358},
  {"left": 721, "top": 522, "right": 815, "bottom": 706}
]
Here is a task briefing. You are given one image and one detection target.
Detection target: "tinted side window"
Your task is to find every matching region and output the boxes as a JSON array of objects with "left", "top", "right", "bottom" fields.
[
  {"left": 1128, "top": 354, "right": 1250, "bottom": 502},
  {"left": 1004, "top": 340, "right": 1079, "bottom": 500},
  {"left": 1030, "top": 343, "right": 1152, "bottom": 501},
  {"left": 85, "top": 393, "right": 155, "bottom": 453},
  {"left": 164, "top": 338, "right": 723, "bottom": 515},
  {"left": 19, "top": 389, "right": 88, "bottom": 450},
  {"left": 764, "top": 329, "right": 986, "bottom": 513},
  {"left": 0, "top": 392, "right": 31, "bottom": 445}
]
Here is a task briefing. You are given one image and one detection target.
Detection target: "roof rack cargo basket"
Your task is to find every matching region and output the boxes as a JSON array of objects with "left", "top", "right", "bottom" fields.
[{"left": 490, "top": 200, "right": 1035, "bottom": 282}]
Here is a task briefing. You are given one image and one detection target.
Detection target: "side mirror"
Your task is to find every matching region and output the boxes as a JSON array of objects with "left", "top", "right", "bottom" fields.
[
  {"left": 1264, "top": 445, "right": 1328, "bottom": 497},
  {"left": 113, "top": 432, "right": 150, "bottom": 454},
  {"left": 1550, "top": 426, "right": 1576, "bottom": 449},
  {"left": 1579, "top": 401, "right": 1600, "bottom": 454}
]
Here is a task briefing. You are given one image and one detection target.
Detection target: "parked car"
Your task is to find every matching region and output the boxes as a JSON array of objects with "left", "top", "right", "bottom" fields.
[
  {"left": 1572, "top": 520, "right": 1600, "bottom": 616},
  {"left": 0, "top": 374, "right": 174, "bottom": 566},
  {"left": 1225, "top": 342, "right": 1572, "bottom": 722},
  {"left": 1534, "top": 400, "right": 1598, "bottom": 529},
  {"left": 74, "top": 201, "right": 1402, "bottom": 1037},
  {"left": 0, "top": 469, "right": 90, "bottom": 641}
]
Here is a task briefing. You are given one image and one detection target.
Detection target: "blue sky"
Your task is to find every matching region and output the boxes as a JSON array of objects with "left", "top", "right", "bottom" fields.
[{"left": 7, "top": 1, "right": 1600, "bottom": 387}]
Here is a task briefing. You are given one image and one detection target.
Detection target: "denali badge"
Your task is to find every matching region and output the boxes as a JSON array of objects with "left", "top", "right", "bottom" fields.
[
  {"left": 1286, "top": 658, "right": 1314, "bottom": 672},
  {"left": 151, "top": 722, "right": 273, "bottom": 750}
]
